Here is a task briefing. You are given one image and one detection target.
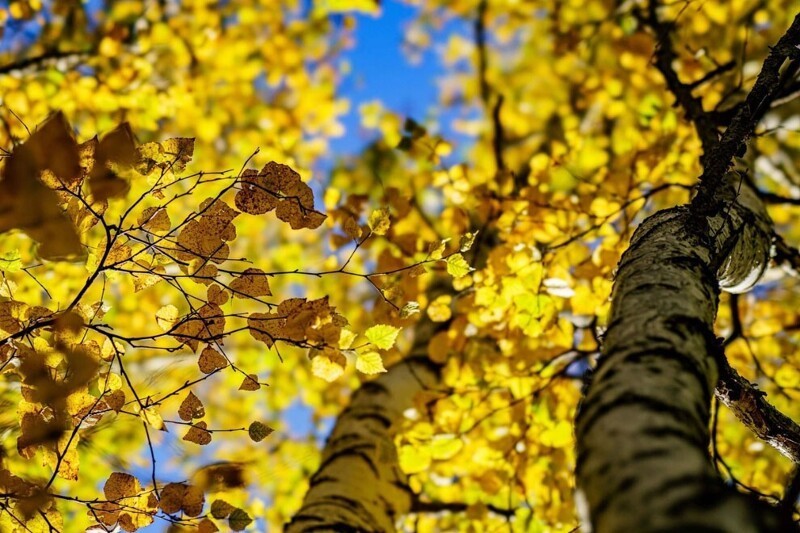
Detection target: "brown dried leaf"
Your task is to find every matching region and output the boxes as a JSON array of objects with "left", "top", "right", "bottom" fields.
[
  {"left": 178, "top": 391, "right": 205, "bottom": 421},
  {"left": 104, "top": 472, "right": 140, "bottom": 501},
  {"left": 238, "top": 374, "right": 260, "bottom": 391},
  {"left": 181, "top": 485, "right": 205, "bottom": 517},
  {"left": 183, "top": 422, "right": 212, "bottom": 445},
  {"left": 229, "top": 268, "right": 271, "bottom": 298},
  {"left": 207, "top": 284, "right": 229, "bottom": 305},
  {"left": 89, "top": 122, "right": 137, "bottom": 200},
  {"left": 158, "top": 482, "right": 185, "bottom": 514},
  {"left": 198, "top": 518, "right": 220, "bottom": 533},
  {"left": 0, "top": 112, "right": 84, "bottom": 261},
  {"left": 234, "top": 168, "right": 277, "bottom": 215},
  {"left": 175, "top": 199, "right": 238, "bottom": 265},
  {"left": 247, "top": 312, "right": 280, "bottom": 348},
  {"left": 104, "top": 389, "right": 126, "bottom": 412},
  {"left": 235, "top": 162, "right": 326, "bottom": 229},
  {"left": 172, "top": 304, "right": 226, "bottom": 351},
  {"left": 198, "top": 347, "right": 227, "bottom": 374}
]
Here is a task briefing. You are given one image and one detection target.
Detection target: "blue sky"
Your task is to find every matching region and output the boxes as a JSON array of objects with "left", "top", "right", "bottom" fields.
[{"left": 329, "top": 1, "right": 443, "bottom": 155}]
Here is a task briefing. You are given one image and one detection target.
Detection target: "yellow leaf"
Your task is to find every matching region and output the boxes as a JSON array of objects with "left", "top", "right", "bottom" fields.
[
  {"left": 427, "top": 295, "right": 452, "bottom": 322},
  {"left": 319, "top": 0, "right": 380, "bottom": 15},
  {"left": 365, "top": 324, "right": 400, "bottom": 350},
  {"left": 311, "top": 353, "right": 345, "bottom": 382},
  {"left": 338, "top": 328, "right": 357, "bottom": 349},
  {"left": 356, "top": 351, "right": 386, "bottom": 374},
  {"left": 429, "top": 435, "right": 464, "bottom": 460},
  {"left": 775, "top": 365, "right": 799, "bottom": 388},
  {"left": 399, "top": 444, "right": 432, "bottom": 474},
  {"left": 368, "top": 208, "right": 391, "bottom": 235},
  {"left": 155, "top": 304, "right": 179, "bottom": 331},
  {"left": 140, "top": 408, "right": 166, "bottom": 431},
  {"left": 445, "top": 253, "right": 472, "bottom": 278},
  {"left": 429, "top": 239, "right": 449, "bottom": 260}
]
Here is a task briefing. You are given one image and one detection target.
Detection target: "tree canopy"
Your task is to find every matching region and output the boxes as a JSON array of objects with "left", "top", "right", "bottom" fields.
[{"left": 1, "top": 0, "right": 800, "bottom": 531}]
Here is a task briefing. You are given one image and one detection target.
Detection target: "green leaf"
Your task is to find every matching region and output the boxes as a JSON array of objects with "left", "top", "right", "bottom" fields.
[{"left": 365, "top": 324, "right": 400, "bottom": 350}]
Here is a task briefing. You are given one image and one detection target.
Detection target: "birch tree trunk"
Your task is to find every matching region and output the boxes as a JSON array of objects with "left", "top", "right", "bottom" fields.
[
  {"left": 574, "top": 173, "right": 792, "bottom": 532},
  {"left": 286, "top": 319, "right": 442, "bottom": 532}
]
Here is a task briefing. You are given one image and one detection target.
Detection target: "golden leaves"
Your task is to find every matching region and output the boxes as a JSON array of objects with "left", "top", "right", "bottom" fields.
[
  {"left": 427, "top": 295, "right": 452, "bottom": 322},
  {"left": 140, "top": 408, "right": 166, "bottom": 431},
  {"left": 248, "top": 297, "right": 346, "bottom": 349},
  {"left": 446, "top": 253, "right": 473, "bottom": 278},
  {"left": 156, "top": 304, "right": 179, "bottom": 331},
  {"left": 235, "top": 162, "right": 326, "bottom": 229},
  {"left": 311, "top": 349, "right": 346, "bottom": 382},
  {"left": 135, "top": 138, "right": 195, "bottom": 175},
  {"left": 138, "top": 207, "right": 171, "bottom": 233},
  {"left": 318, "top": 0, "right": 381, "bottom": 15}
]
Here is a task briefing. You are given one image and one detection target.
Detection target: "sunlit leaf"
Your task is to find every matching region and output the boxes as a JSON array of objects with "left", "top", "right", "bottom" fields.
[
  {"left": 356, "top": 351, "right": 386, "bottom": 374},
  {"left": 364, "top": 324, "right": 400, "bottom": 350}
]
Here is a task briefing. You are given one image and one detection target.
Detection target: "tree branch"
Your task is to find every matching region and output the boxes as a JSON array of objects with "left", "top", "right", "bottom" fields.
[
  {"left": 636, "top": 2, "right": 722, "bottom": 156},
  {"left": 716, "top": 353, "right": 800, "bottom": 464},
  {"left": 0, "top": 49, "right": 94, "bottom": 75},
  {"left": 695, "top": 14, "right": 800, "bottom": 211}
]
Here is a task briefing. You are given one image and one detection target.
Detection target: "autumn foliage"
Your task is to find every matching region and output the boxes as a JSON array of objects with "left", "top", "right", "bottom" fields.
[{"left": 2, "top": 0, "right": 800, "bottom": 531}]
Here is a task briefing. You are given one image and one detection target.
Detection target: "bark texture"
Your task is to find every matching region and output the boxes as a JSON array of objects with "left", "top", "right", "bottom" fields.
[
  {"left": 286, "top": 319, "right": 442, "bottom": 532},
  {"left": 575, "top": 174, "right": 792, "bottom": 532}
]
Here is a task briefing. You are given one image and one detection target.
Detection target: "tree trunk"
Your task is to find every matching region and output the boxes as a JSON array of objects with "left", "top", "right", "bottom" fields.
[
  {"left": 286, "top": 318, "right": 442, "bottom": 532},
  {"left": 574, "top": 173, "right": 790, "bottom": 532}
]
